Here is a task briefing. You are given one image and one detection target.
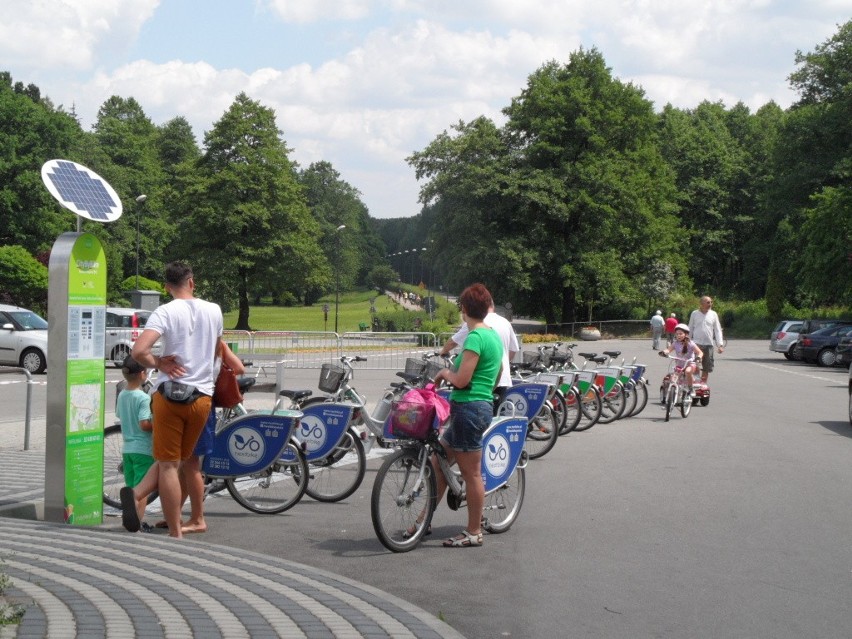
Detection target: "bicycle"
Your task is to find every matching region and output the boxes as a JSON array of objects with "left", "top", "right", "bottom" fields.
[
  {"left": 659, "top": 355, "right": 697, "bottom": 421},
  {"left": 370, "top": 410, "right": 529, "bottom": 553}
]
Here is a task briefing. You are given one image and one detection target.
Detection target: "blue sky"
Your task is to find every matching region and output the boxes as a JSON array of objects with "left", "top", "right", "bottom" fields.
[{"left": 3, "top": 1, "right": 851, "bottom": 219}]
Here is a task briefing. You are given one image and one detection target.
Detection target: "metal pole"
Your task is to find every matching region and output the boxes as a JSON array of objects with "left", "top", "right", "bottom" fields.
[
  {"left": 334, "top": 224, "right": 345, "bottom": 333},
  {"left": 135, "top": 194, "right": 147, "bottom": 290}
]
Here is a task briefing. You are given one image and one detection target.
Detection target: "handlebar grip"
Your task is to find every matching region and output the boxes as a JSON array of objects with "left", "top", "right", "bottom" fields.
[{"left": 355, "top": 356, "right": 367, "bottom": 362}]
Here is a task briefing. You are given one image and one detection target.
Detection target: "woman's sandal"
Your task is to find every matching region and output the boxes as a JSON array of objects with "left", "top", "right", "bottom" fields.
[
  {"left": 403, "top": 523, "right": 431, "bottom": 539},
  {"left": 442, "top": 530, "right": 483, "bottom": 548}
]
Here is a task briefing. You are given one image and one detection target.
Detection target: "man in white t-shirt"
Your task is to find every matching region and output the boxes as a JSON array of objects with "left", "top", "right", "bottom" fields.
[
  {"left": 440, "top": 300, "right": 519, "bottom": 393},
  {"left": 687, "top": 296, "right": 724, "bottom": 384},
  {"left": 126, "top": 262, "right": 223, "bottom": 538}
]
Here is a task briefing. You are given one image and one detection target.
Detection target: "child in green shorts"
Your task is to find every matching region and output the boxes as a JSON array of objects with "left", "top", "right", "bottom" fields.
[{"left": 116, "top": 354, "right": 155, "bottom": 531}]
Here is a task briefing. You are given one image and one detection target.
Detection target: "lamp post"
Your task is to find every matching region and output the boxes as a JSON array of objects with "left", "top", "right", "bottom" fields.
[
  {"left": 134, "top": 194, "right": 147, "bottom": 290},
  {"left": 334, "top": 224, "right": 345, "bottom": 333}
]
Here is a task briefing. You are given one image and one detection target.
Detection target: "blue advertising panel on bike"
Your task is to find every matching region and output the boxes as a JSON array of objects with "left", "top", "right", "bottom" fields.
[
  {"left": 293, "top": 403, "right": 355, "bottom": 461},
  {"left": 481, "top": 416, "right": 527, "bottom": 492},
  {"left": 498, "top": 382, "right": 549, "bottom": 420},
  {"left": 202, "top": 412, "right": 300, "bottom": 478}
]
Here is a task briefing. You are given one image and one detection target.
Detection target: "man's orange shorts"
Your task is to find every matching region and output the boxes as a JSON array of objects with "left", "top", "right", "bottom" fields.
[{"left": 151, "top": 392, "right": 213, "bottom": 462}]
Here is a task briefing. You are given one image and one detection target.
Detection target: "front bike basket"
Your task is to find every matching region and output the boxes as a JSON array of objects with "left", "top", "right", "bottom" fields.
[
  {"left": 318, "top": 363, "right": 346, "bottom": 394},
  {"left": 404, "top": 357, "right": 426, "bottom": 377},
  {"left": 425, "top": 358, "right": 449, "bottom": 382}
]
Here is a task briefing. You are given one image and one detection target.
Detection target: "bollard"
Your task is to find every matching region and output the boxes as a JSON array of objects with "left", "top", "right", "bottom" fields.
[{"left": 0, "top": 367, "right": 33, "bottom": 450}]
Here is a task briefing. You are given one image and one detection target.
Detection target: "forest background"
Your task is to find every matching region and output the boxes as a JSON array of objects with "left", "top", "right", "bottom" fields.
[{"left": 1, "top": 22, "right": 850, "bottom": 336}]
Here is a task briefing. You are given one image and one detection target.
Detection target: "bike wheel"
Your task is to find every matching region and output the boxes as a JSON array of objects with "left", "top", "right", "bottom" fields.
[
  {"left": 573, "top": 386, "right": 602, "bottom": 432},
  {"left": 482, "top": 467, "right": 525, "bottom": 534},
  {"left": 664, "top": 385, "right": 676, "bottom": 422},
  {"left": 525, "top": 403, "right": 559, "bottom": 459},
  {"left": 680, "top": 390, "right": 692, "bottom": 418},
  {"left": 620, "top": 381, "right": 638, "bottom": 419},
  {"left": 560, "top": 387, "right": 583, "bottom": 435},
  {"left": 103, "top": 424, "right": 158, "bottom": 508},
  {"left": 630, "top": 380, "right": 649, "bottom": 417},
  {"left": 304, "top": 428, "right": 366, "bottom": 502},
  {"left": 226, "top": 441, "right": 308, "bottom": 514},
  {"left": 550, "top": 390, "right": 568, "bottom": 434},
  {"left": 598, "top": 383, "right": 626, "bottom": 424},
  {"left": 371, "top": 448, "right": 436, "bottom": 553}
]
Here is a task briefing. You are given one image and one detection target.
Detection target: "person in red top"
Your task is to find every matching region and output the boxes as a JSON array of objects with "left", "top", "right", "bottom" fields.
[{"left": 664, "top": 313, "right": 678, "bottom": 346}]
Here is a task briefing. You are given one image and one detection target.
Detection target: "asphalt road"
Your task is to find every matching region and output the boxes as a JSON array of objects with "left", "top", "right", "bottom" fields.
[{"left": 4, "top": 340, "right": 852, "bottom": 638}]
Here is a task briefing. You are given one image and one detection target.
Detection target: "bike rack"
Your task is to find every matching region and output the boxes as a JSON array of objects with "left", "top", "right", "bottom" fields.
[{"left": 0, "top": 366, "right": 33, "bottom": 450}]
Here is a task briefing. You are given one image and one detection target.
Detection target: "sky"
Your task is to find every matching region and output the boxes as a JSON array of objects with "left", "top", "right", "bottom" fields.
[{"left": 3, "top": 1, "right": 851, "bottom": 219}]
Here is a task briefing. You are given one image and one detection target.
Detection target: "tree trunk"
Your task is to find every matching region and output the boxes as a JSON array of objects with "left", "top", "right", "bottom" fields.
[
  {"left": 234, "top": 267, "right": 252, "bottom": 331},
  {"left": 560, "top": 285, "right": 576, "bottom": 325}
]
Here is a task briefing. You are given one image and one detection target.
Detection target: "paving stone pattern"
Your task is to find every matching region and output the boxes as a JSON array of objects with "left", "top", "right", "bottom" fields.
[{"left": 0, "top": 518, "right": 464, "bottom": 638}]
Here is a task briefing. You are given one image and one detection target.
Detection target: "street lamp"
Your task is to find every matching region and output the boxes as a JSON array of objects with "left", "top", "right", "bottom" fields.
[
  {"left": 134, "top": 194, "right": 147, "bottom": 290},
  {"left": 334, "top": 224, "right": 346, "bottom": 333}
]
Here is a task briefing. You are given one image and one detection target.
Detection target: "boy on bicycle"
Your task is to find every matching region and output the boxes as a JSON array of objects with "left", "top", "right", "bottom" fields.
[{"left": 658, "top": 323, "right": 703, "bottom": 396}]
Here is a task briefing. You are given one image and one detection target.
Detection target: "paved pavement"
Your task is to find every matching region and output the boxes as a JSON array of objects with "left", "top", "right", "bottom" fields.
[{"left": 0, "top": 410, "right": 463, "bottom": 638}]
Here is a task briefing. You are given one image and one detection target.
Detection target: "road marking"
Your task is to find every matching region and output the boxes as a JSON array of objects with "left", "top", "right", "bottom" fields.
[{"left": 749, "top": 361, "right": 840, "bottom": 383}]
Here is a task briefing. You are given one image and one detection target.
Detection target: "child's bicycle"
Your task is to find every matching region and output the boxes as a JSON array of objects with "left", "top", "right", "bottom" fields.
[{"left": 659, "top": 355, "right": 703, "bottom": 421}]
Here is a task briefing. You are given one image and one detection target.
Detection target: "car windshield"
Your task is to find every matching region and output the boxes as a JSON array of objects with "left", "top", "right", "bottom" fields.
[{"left": 7, "top": 310, "right": 47, "bottom": 330}]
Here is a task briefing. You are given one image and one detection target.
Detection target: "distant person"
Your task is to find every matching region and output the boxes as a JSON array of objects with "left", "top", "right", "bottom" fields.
[
  {"left": 688, "top": 296, "right": 724, "bottom": 384},
  {"left": 122, "top": 261, "right": 223, "bottom": 539},
  {"left": 649, "top": 310, "right": 665, "bottom": 350},
  {"left": 664, "top": 313, "right": 678, "bottom": 345}
]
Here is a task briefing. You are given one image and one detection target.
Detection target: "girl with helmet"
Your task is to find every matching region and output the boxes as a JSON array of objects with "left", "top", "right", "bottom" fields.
[{"left": 659, "top": 323, "right": 704, "bottom": 395}]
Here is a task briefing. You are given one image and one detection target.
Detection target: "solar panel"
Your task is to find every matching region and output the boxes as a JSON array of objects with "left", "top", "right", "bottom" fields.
[{"left": 40, "top": 159, "right": 123, "bottom": 223}]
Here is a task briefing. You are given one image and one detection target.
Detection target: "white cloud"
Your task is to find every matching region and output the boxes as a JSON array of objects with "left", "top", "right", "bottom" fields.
[{"left": 262, "top": 0, "right": 371, "bottom": 23}]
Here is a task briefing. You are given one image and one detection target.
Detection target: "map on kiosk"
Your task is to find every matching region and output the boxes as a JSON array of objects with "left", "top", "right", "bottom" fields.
[{"left": 41, "top": 159, "right": 123, "bottom": 223}]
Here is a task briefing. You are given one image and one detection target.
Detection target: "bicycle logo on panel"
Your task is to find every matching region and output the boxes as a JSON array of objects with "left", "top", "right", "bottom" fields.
[
  {"left": 227, "top": 427, "right": 266, "bottom": 465},
  {"left": 484, "top": 433, "right": 510, "bottom": 477},
  {"left": 297, "top": 416, "right": 327, "bottom": 453}
]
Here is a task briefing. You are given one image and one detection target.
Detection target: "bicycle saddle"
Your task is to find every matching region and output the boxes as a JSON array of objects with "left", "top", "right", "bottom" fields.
[
  {"left": 278, "top": 389, "right": 312, "bottom": 401},
  {"left": 603, "top": 350, "right": 621, "bottom": 358},
  {"left": 237, "top": 376, "right": 256, "bottom": 393},
  {"left": 578, "top": 352, "right": 597, "bottom": 359},
  {"left": 591, "top": 356, "right": 608, "bottom": 364}
]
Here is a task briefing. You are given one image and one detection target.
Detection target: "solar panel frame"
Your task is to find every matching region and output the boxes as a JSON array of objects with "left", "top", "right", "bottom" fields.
[{"left": 40, "top": 159, "right": 123, "bottom": 223}]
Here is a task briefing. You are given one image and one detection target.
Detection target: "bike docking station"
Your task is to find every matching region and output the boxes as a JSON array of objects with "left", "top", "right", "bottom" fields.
[{"left": 41, "top": 159, "right": 123, "bottom": 526}]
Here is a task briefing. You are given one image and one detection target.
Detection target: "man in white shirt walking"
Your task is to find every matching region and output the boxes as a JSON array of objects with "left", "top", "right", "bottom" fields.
[{"left": 687, "top": 296, "right": 725, "bottom": 384}]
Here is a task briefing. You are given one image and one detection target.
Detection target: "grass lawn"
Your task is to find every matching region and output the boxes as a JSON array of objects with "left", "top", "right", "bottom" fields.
[{"left": 223, "top": 290, "right": 399, "bottom": 332}]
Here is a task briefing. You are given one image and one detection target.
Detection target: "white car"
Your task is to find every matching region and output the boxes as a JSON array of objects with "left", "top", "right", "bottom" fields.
[{"left": 0, "top": 304, "right": 48, "bottom": 374}]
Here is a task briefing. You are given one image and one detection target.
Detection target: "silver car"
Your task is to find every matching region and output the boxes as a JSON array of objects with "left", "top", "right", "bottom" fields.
[
  {"left": 770, "top": 320, "right": 803, "bottom": 360},
  {"left": 0, "top": 304, "right": 48, "bottom": 374},
  {"left": 105, "top": 307, "right": 162, "bottom": 367}
]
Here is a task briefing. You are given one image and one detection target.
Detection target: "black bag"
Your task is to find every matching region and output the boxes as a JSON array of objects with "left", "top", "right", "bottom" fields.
[{"left": 159, "top": 380, "right": 201, "bottom": 404}]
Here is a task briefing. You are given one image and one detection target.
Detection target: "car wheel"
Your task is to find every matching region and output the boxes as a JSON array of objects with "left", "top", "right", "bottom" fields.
[
  {"left": 817, "top": 348, "right": 836, "bottom": 367},
  {"left": 20, "top": 348, "right": 46, "bottom": 374},
  {"left": 111, "top": 345, "right": 131, "bottom": 368},
  {"left": 790, "top": 344, "right": 803, "bottom": 361},
  {"left": 783, "top": 345, "right": 795, "bottom": 360}
]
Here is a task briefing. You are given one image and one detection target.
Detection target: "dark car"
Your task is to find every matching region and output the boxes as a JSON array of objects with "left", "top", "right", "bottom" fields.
[
  {"left": 791, "top": 319, "right": 852, "bottom": 360},
  {"left": 836, "top": 335, "right": 852, "bottom": 367},
  {"left": 797, "top": 324, "right": 852, "bottom": 366}
]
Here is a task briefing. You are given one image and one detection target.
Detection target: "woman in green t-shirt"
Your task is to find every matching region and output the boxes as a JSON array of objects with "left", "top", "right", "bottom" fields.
[{"left": 431, "top": 283, "right": 503, "bottom": 547}]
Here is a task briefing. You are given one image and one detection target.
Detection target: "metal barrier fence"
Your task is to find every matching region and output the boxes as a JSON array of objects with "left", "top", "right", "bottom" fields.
[
  {"left": 0, "top": 367, "right": 33, "bottom": 450},
  {"left": 223, "top": 330, "right": 440, "bottom": 371}
]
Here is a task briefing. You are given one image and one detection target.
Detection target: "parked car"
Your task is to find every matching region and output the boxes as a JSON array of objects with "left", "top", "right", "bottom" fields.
[
  {"left": 789, "top": 319, "right": 852, "bottom": 360},
  {"left": 105, "top": 307, "right": 161, "bottom": 367},
  {"left": 769, "top": 320, "right": 803, "bottom": 360},
  {"left": 0, "top": 304, "right": 48, "bottom": 374},
  {"left": 796, "top": 324, "right": 852, "bottom": 366},
  {"left": 836, "top": 334, "right": 852, "bottom": 368},
  {"left": 848, "top": 363, "right": 852, "bottom": 426}
]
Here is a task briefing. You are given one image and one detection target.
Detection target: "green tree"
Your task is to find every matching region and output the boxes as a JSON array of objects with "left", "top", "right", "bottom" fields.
[
  {"left": 0, "top": 72, "right": 82, "bottom": 253},
  {"left": 0, "top": 245, "right": 49, "bottom": 311},
  {"left": 175, "top": 93, "right": 328, "bottom": 328},
  {"left": 501, "top": 51, "right": 684, "bottom": 323},
  {"left": 366, "top": 264, "right": 399, "bottom": 292}
]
